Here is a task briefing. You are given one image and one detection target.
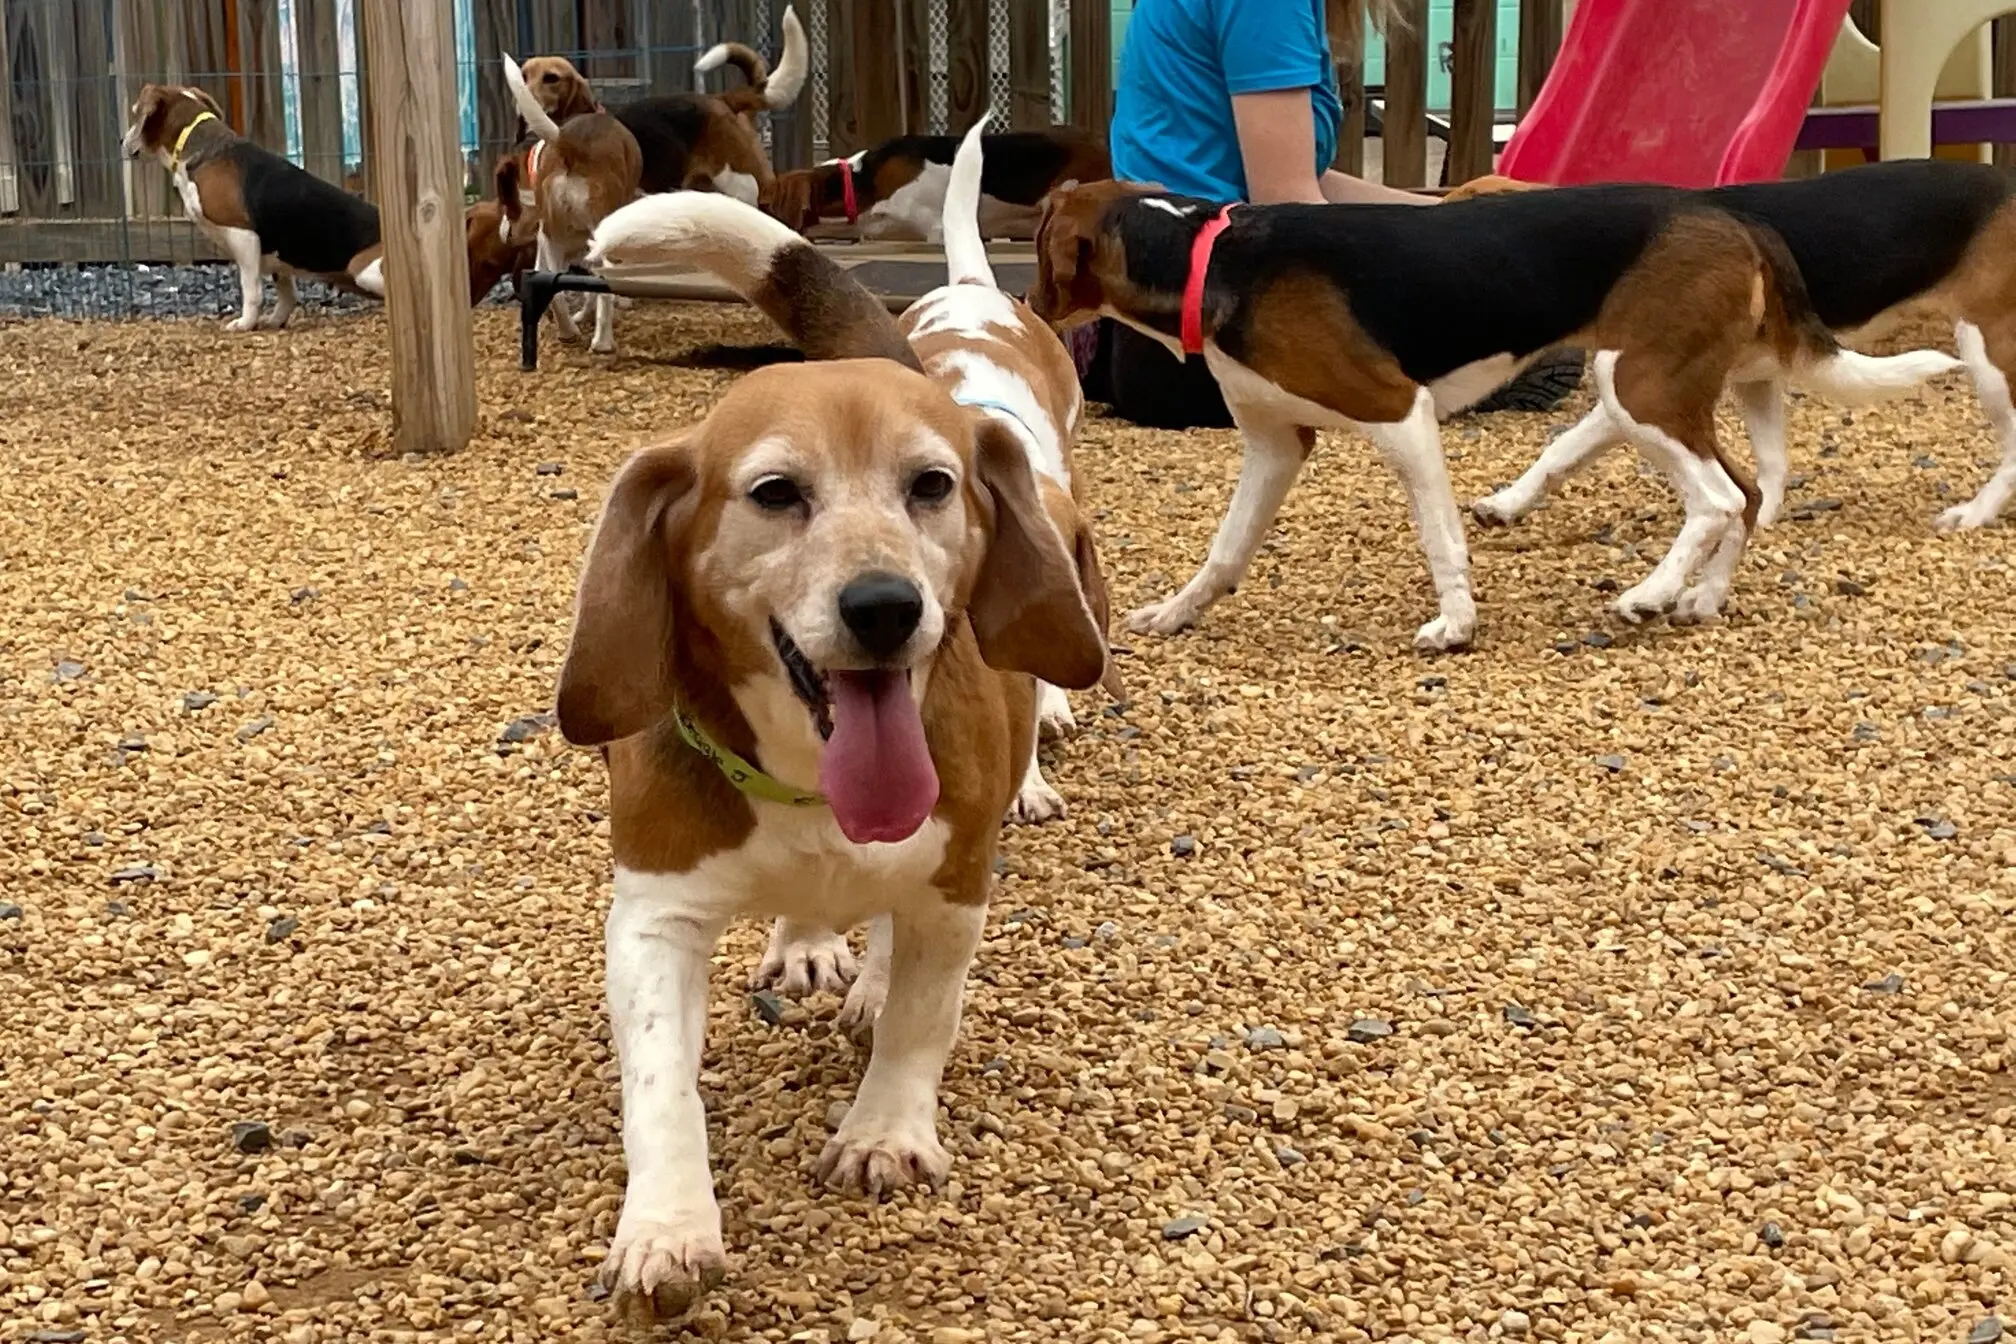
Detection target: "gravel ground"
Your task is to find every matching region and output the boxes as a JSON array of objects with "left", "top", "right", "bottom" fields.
[
  {"left": 0, "top": 263, "right": 516, "bottom": 321},
  {"left": 3, "top": 304, "right": 2014, "bottom": 1344}
]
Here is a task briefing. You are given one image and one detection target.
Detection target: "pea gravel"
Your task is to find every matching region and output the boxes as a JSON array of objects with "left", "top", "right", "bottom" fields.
[{"left": 2, "top": 305, "right": 2013, "bottom": 1344}]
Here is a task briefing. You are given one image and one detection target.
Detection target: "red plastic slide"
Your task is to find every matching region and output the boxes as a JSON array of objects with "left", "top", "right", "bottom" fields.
[{"left": 1496, "top": 0, "right": 1855, "bottom": 188}]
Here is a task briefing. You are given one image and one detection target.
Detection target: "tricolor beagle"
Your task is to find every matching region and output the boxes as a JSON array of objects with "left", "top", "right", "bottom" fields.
[
  {"left": 553, "top": 355, "right": 1112, "bottom": 1318},
  {"left": 122, "top": 84, "right": 384, "bottom": 330},
  {"left": 1029, "top": 179, "right": 1957, "bottom": 645},
  {"left": 1456, "top": 163, "right": 1999, "bottom": 534},
  {"left": 771, "top": 128, "right": 1112, "bottom": 242},
  {"left": 589, "top": 118, "right": 1123, "bottom": 829}
]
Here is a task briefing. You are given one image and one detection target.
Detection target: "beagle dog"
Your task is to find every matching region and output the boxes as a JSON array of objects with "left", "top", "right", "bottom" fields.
[
  {"left": 771, "top": 128, "right": 1111, "bottom": 242},
  {"left": 510, "top": 6, "right": 805, "bottom": 207},
  {"left": 464, "top": 198, "right": 537, "bottom": 305},
  {"left": 554, "top": 355, "right": 1111, "bottom": 1318},
  {"left": 589, "top": 118, "right": 1123, "bottom": 830},
  {"left": 1028, "top": 180, "right": 1962, "bottom": 644},
  {"left": 1456, "top": 163, "right": 2001, "bottom": 534},
  {"left": 501, "top": 56, "right": 643, "bottom": 353},
  {"left": 122, "top": 83, "right": 384, "bottom": 330}
]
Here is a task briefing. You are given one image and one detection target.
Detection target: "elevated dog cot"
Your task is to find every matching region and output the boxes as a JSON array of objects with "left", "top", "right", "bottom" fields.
[{"left": 515, "top": 240, "right": 1040, "bottom": 371}]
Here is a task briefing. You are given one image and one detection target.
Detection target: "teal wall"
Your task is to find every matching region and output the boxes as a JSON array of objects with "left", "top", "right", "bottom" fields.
[{"left": 1107, "top": 0, "right": 1525, "bottom": 113}]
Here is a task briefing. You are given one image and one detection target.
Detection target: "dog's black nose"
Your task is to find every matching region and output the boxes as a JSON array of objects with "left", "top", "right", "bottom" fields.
[{"left": 837, "top": 572, "right": 924, "bottom": 660}]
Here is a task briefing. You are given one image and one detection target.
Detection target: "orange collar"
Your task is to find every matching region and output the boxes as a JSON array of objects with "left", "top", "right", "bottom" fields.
[{"left": 1181, "top": 204, "right": 1236, "bottom": 356}]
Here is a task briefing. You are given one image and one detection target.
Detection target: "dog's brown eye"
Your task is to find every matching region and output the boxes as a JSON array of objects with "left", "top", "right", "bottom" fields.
[
  {"left": 749, "top": 475, "right": 805, "bottom": 512},
  {"left": 909, "top": 468, "right": 955, "bottom": 505}
]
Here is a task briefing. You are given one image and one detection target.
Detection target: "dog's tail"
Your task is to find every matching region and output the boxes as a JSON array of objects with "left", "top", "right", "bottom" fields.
[
  {"left": 501, "top": 54, "right": 561, "bottom": 143},
  {"left": 1747, "top": 218, "right": 1961, "bottom": 403},
  {"left": 713, "top": 6, "right": 808, "bottom": 116},
  {"left": 942, "top": 115, "right": 994, "bottom": 289},
  {"left": 588, "top": 190, "right": 920, "bottom": 369}
]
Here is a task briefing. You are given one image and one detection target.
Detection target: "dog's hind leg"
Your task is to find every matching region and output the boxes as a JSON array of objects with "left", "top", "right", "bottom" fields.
[
  {"left": 1732, "top": 378, "right": 1789, "bottom": 527},
  {"left": 264, "top": 269, "right": 298, "bottom": 330},
  {"left": 536, "top": 230, "right": 582, "bottom": 341},
  {"left": 1472, "top": 398, "right": 1624, "bottom": 526},
  {"left": 1940, "top": 320, "right": 2016, "bottom": 531}
]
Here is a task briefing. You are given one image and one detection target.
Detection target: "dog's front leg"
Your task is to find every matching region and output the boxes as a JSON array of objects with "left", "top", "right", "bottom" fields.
[
  {"left": 817, "top": 895, "right": 983, "bottom": 1195},
  {"left": 535, "top": 230, "right": 582, "bottom": 341},
  {"left": 599, "top": 867, "right": 730, "bottom": 1319},
  {"left": 1126, "top": 411, "right": 1312, "bottom": 637},
  {"left": 1364, "top": 388, "right": 1478, "bottom": 651},
  {"left": 220, "top": 228, "right": 266, "bottom": 333}
]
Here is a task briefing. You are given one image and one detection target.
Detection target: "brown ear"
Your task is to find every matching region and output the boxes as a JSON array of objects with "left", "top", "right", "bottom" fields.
[
  {"left": 1030, "top": 195, "right": 1094, "bottom": 325},
  {"left": 555, "top": 72, "right": 599, "bottom": 121},
  {"left": 768, "top": 171, "right": 813, "bottom": 231},
  {"left": 966, "top": 419, "right": 1109, "bottom": 691},
  {"left": 555, "top": 440, "right": 698, "bottom": 746},
  {"left": 1070, "top": 512, "right": 1125, "bottom": 700}
]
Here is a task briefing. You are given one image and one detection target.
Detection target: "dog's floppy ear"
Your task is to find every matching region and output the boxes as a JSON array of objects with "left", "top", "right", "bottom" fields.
[
  {"left": 966, "top": 418, "right": 1109, "bottom": 691},
  {"left": 556, "top": 439, "right": 699, "bottom": 745},
  {"left": 1030, "top": 191, "right": 1095, "bottom": 325},
  {"left": 769, "top": 169, "right": 815, "bottom": 232},
  {"left": 553, "top": 67, "right": 598, "bottom": 121},
  {"left": 1070, "top": 512, "right": 1124, "bottom": 700}
]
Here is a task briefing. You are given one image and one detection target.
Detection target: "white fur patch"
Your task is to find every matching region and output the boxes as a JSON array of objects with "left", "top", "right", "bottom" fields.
[
  {"left": 711, "top": 168, "right": 761, "bottom": 208},
  {"left": 1141, "top": 198, "right": 1196, "bottom": 218}
]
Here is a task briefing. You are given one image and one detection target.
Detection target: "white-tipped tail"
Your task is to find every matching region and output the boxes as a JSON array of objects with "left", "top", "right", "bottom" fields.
[
  {"left": 765, "top": 7, "right": 808, "bottom": 111},
  {"left": 1792, "top": 346, "right": 1964, "bottom": 405},
  {"left": 501, "top": 54, "right": 561, "bottom": 142},
  {"left": 587, "top": 190, "right": 797, "bottom": 288},
  {"left": 942, "top": 114, "right": 992, "bottom": 288},
  {"left": 693, "top": 43, "right": 733, "bottom": 75}
]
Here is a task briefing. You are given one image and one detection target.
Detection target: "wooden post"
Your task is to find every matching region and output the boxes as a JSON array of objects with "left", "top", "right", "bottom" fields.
[
  {"left": 1446, "top": 0, "right": 1496, "bottom": 183},
  {"left": 1996, "top": 17, "right": 2016, "bottom": 170},
  {"left": 1516, "top": 0, "right": 1562, "bottom": 117},
  {"left": 360, "top": 0, "right": 476, "bottom": 455},
  {"left": 1335, "top": 50, "right": 1367, "bottom": 177},
  {"left": 1008, "top": 0, "right": 1050, "bottom": 129},
  {"left": 897, "top": 0, "right": 931, "bottom": 134},
  {"left": 946, "top": 0, "right": 990, "bottom": 133},
  {"left": 1381, "top": 0, "right": 1428, "bottom": 188},
  {"left": 1068, "top": 0, "right": 1110, "bottom": 140}
]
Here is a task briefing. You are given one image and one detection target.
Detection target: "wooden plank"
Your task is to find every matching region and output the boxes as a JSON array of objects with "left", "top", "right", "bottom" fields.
[
  {"left": 1381, "top": 0, "right": 1428, "bottom": 187},
  {"left": 353, "top": 0, "right": 376, "bottom": 199},
  {"left": 1516, "top": 0, "right": 1561, "bottom": 117},
  {"left": 825, "top": 0, "right": 859, "bottom": 154},
  {"left": 530, "top": 0, "right": 569, "bottom": 53},
  {"left": 470, "top": 0, "right": 516, "bottom": 184},
  {"left": 72, "top": 0, "right": 123, "bottom": 216},
  {"left": 897, "top": 0, "right": 929, "bottom": 134},
  {"left": 0, "top": 0, "right": 19, "bottom": 216},
  {"left": 182, "top": 0, "right": 232, "bottom": 112},
  {"left": 360, "top": 0, "right": 475, "bottom": 454},
  {"left": 1997, "top": 17, "right": 2016, "bottom": 169},
  {"left": 241, "top": 0, "right": 287, "bottom": 149},
  {"left": 42, "top": 0, "right": 82, "bottom": 207},
  {"left": 1446, "top": 0, "right": 1495, "bottom": 183},
  {"left": 945, "top": 0, "right": 988, "bottom": 133},
  {"left": 0, "top": 215, "right": 227, "bottom": 262},
  {"left": 579, "top": 0, "right": 628, "bottom": 81},
  {"left": 854, "top": 0, "right": 903, "bottom": 146},
  {"left": 1334, "top": 49, "right": 1366, "bottom": 177},
  {"left": 1067, "top": 0, "right": 1108, "bottom": 139},
  {"left": 637, "top": 0, "right": 696, "bottom": 95},
  {"left": 1007, "top": 0, "right": 1047, "bottom": 129},
  {"left": 5, "top": 0, "right": 57, "bottom": 218},
  {"left": 295, "top": 0, "right": 346, "bottom": 183}
]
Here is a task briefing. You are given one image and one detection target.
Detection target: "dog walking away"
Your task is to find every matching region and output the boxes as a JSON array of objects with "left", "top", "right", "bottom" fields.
[
  {"left": 123, "top": 84, "right": 384, "bottom": 330},
  {"left": 589, "top": 118, "right": 1123, "bottom": 828},
  {"left": 1029, "top": 179, "right": 1958, "bottom": 645},
  {"left": 554, "top": 342, "right": 1112, "bottom": 1316},
  {"left": 770, "top": 127, "right": 1111, "bottom": 241}
]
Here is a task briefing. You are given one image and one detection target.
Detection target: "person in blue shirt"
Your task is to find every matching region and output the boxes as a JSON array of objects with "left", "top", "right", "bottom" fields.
[{"left": 1078, "top": 0, "right": 1582, "bottom": 427}]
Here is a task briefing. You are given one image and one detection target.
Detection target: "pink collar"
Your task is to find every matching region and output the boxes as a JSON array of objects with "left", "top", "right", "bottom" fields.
[
  {"left": 1181, "top": 204, "right": 1236, "bottom": 356},
  {"left": 839, "top": 158, "right": 859, "bottom": 224}
]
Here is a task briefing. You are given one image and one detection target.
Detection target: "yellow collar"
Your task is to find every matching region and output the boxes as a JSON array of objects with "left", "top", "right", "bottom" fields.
[
  {"left": 170, "top": 111, "right": 217, "bottom": 170},
  {"left": 672, "top": 705, "right": 824, "bottom": 808}
]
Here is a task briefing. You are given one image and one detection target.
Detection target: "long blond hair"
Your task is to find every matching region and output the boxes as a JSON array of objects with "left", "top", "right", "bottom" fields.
[{"left": 1326, "top": 0, "right": 1410, "bottom": 58}]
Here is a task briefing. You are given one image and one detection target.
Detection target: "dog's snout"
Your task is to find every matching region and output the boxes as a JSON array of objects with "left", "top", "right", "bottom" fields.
[{"left": 837, "top": 572, "right": 924, "bottom": 661}]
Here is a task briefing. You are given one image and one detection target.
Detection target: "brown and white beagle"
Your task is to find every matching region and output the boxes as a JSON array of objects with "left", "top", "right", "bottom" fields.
[
  {"left": 1453, "top": 165, "right": 2008, "bottom": 536},
  {"left": 122, "top": 83, "right": 384, "bottom": 330},
  {"left": 554, "top": 354, "right": 1112, "bottom": 1318},
  {"left": 1028, "top": 179, "right": 1958, "bottom": 646},
  {"left": 589, "top": 118, "right": 1123, "bottom": 828},
  {"left": 771, "top": 128, "right": 1112, "bottom": 242}
]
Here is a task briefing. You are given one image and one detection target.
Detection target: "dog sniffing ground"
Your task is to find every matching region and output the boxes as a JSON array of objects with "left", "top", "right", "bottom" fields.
[{"left": 3, "top": 304, "right": 2013, "bottom": 1344}]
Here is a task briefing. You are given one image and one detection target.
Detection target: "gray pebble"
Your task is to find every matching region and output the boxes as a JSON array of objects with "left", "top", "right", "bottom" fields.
[
  {"left": 550, "top": 487, "right": 580, "bottom": 501},
  {"left": 500, "top": 713, "right": 556, "bottom": 743},
  {"left": 1161, "top": 1214, "right": 1206, "bottom": 1241},
  {"left": 290, "top": 586, "right": 320, "bottom": 605},
  {"left": 0, "top": 902, "right": 22, "bottom": 920},
  {"left": 1863, "top": 973, "right": 1904, "bottom": 994},
  {"left": 448, "top": 577, "right": 469, "bottom": 592},
  {"left": 1926, "top": 819, "right": 1958, "bottom": 840},
  {"left": 237, "top": 715, "right": 275, "bottom": 742},
  {"left": 1595, "top": 754, "right": 1626, "bottom": 773},
  {"left": 536, "top": 462, "right": 564, "bottom": 475},
  {"left": 1169, "top": 834, "right": 1197, "bottom": 858},
  {"left": 1094, "top": 920, "right": 1119, "bottom": 940},
  {"left": 183, "top": 690, "right": 218, "bottom": 711},
  {"left": 1832, "top": 578, "right": 1866, "bottom": 597},
  {"left": 1503, "top": 1004, "right": 1538, "bottom": 1029},
  {"left": 1246, "top": 1026, "right": 1286, "bottom": 1051},
  {"left": 1583, "top": 630, "right": 1613, "bottom": 648},
  {"left": 266, "top": 915, "right": 301, "bottom": 944},
  {"left": 53, "top": 660, "right": 86, "bottom": 682},
  {"left": 1967, "top": 1317, "right": 2004, "bottom": 1344},
  {"left": 1347, "top": 1018, "right": 1394, "bottom": 1044},
  {"left": 1275, "top": 1146, "right": 1306, "bottom": 1167},
  {"left": 750, "top": 990, "right": 786, "bottom": 1026},
  {"left": 108, "top": 865, "right": 159, "bottom": 885},
  {"left": 230, "top": 1120, "right": 274, "bottom": 1153},
  {"left": 1759, "top": 1220, "right": 1785, "bottom": 1248}
]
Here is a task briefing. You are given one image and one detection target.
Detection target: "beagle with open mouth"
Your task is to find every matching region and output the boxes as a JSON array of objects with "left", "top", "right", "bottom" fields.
[
  {"left": 554, "top": 345, "right": 1112, "bottom": 1317},
  {"left": 122, "top": 83, "right": 385, "bottom": 330},
  {"left": 1454, "top": 163, "right": 1999, "bottom": 533},
  {"left": 1029, "top": 179, "right": 1956, "bottom": 645},
  {"left": 770, "top": 127, "right": 1111, "bottom": 242},
  {"left": 589, "top": 117, "right": 1123, "bottom": 830}
]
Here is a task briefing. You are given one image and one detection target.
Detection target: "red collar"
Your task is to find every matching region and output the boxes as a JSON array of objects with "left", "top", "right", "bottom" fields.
[
  {"left": 839, "top": 158, "right": 859, "bottom": 224},
  {"left": 1181, "top": 204, "right": 1236, "bottom": 356}
]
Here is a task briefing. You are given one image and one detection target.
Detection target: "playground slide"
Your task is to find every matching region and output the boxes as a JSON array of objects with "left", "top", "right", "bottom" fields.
[{"left": 1497, "top": 0, "right": 1855, "bottom": 188}]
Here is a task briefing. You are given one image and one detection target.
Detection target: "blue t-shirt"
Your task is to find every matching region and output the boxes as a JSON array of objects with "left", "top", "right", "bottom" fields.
[{"left": 1110, "top": 0, "right": 1342, "bottom": 204}]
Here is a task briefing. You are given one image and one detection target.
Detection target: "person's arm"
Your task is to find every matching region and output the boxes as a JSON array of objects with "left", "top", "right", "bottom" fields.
[
  {"left": 1321, "top": 169, "right": 1439, "bottom": 206},
  {"left": 1229, "top": 89, "right": 1327, "bottom": 204}
]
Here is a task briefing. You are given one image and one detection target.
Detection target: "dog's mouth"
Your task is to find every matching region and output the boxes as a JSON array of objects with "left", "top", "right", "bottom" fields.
[
  {"left": 771, "top": 619, "right": 834, "bottom": 740},
  {"left": 770, "top": 618, "right": 938, "bottom": 846}
]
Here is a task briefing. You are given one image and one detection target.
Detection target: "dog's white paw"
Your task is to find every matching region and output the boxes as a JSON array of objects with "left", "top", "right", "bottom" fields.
[
  {"left": 224, "top": 315, "right": 259, "bottom": 333},
  {"left": 590, "top": 334, "right": 617, "bottom": 355},
  {"left": 1613, "top": 580, "right": 1679, "bottom": 624},
  {"left": 751, "top": 925, "right": 857, "bottom": 996},
  {"left": 1009, "top": 776, "right": 1066, "bottom": 825},
  {"left": 1125, "top": 595, "right": 1202, "bottom": 636},
  {"left": 1036, "top": 684, "right": 1076, "bottom": 741},
  {"left": 815, "top": 1115, "right": 951, "bottom": 1198},
  {"left": 599, "top": 1213, "right": 727, "bottom": 1321},
  {"left": 1469, "top": 490, "right": 1530, "bottom": 526},
  {"left": 1934, "top": 501, "right": 1997, "bottom": 533},
  {"left": 1669, "top": 583, "right": 1727, "bottom": 626},
  {"left": 835, "top": 968, "right": 888, "bottom": 1045},
  {"left": 1413, "top": 609, "right": 1475, "bottom": 653}
]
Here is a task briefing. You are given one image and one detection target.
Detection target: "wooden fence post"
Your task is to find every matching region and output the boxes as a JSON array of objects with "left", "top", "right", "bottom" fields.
[
  {"left": 1381, "top": 0, "right": 1428, "bottom": 187},
  {"left": 1446, "top": 0, "right": 1495, "bottom": 183},
  {"left": 1516, "top": 0, "right": 1561, "bottom": 117},
  {"left": 1007, "top": 0, "right": 1049, "bottom": 129},
  {"left": 946, "top": 0, "right": 990, "bottom": 133},
  {"left": 360, "top": 0, "right": 476, "bottom": 456},
  {"left": 1068, "top": 0, "right": 1109, "bottom": 139}
]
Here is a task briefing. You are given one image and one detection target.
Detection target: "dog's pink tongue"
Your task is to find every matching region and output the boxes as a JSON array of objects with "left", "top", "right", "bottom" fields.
[{"left": 820, "top": 670, "right": 939, "bottom": 844}]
